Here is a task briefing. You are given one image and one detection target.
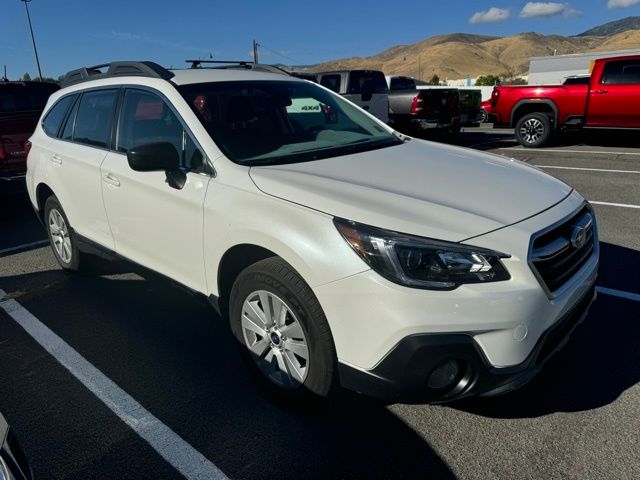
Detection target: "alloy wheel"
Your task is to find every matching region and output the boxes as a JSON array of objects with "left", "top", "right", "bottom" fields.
[
  {"left": 241, "top": 290, "right": 309, "bottom": 389},
  {"left": 520, "top": 118, "right": 545, "bottom": 144},
  {"left": 49, "top": 208, "right": 72, "bottom": 264}
]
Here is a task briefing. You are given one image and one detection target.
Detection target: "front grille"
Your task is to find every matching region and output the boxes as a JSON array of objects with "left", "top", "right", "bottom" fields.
[{"left": 530, "top": 206, "right": 596, "bottom": 294}]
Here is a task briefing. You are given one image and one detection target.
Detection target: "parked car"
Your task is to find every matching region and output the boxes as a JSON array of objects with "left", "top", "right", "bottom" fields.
[
  {"left": 491, "top": 55, "right": 640, "bottom": 147},
  {"left": 1, "top": 413, "right": 34, "bottom": 480},
  {"left": 316, "top": 70, "right": 389, "bottom": 123},
  {"left": 0, "top": 81, "right": 60, "bottom": 193},
  {"left": 27, "top": 61, "right": 598, "bottom": 403},
  {"left": 480, "top": 99, "right": 493, "bottom": 123},
  {"left": 385, "top": 76, "right": 460, "bottom": 134}
]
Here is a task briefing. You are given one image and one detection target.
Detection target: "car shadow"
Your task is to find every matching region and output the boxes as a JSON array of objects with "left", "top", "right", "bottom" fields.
[
  {"left": 0, "top": 267, "right": 456, "bottom": 480},
  {"left": 455, "top": 242, "right": 640, "bottom": 419}
]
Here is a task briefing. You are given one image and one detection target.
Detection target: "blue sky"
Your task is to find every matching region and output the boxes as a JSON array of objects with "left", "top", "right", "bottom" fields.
[{"left": 3, "top": 0, "right": 640, "bottom": 79}]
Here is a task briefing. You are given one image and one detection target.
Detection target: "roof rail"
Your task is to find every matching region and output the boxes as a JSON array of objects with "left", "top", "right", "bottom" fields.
[
  {"left": 61, "top": 61, "right": 174, "bottom": 87},
  {"left": 185, "top": 60, "right": 291, "bottom": 76}
]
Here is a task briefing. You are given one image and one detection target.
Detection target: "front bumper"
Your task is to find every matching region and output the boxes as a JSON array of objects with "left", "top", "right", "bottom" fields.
[{"left": 338, "top": 285, "right": 596, "bottom": 403}]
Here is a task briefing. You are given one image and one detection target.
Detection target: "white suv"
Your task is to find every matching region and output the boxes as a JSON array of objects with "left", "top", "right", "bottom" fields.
[{"left": 26, "top": 61, "right": 598, "bottom": 402}]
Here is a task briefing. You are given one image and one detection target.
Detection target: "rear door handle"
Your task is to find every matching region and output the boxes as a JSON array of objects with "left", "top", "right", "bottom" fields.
[
  {"left": 594, "top": 89, "right": 608, "bottom": 95},
  {"left": 50, "top": 154, "right": 63, "bottom": 165},
  {"left": 103, "top": 173, "right": 121, "bottom": 187}
]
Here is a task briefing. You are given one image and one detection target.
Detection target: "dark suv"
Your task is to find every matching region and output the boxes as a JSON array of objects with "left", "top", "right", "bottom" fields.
[{"left": 0, "top": 81, "right": 60, "bottom": 193}]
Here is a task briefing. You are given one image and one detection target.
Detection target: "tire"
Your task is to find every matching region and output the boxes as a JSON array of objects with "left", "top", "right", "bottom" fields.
[
  {"left": 479, "top": 108, "right": 489, "bottom": 124},
  {"left": 44, "top": 195, "right": 82, "bottom": 271},
  {"left": 229, "top": 257, "right": 338, "bottom": 401},
  {"left": 515, "top": 112, "right": 552, "bottom": 148}
]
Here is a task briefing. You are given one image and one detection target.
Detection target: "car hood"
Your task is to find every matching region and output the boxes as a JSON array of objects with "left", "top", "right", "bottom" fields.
[{"left": 249, "top": 139, "right": 572, "bottom": 242}]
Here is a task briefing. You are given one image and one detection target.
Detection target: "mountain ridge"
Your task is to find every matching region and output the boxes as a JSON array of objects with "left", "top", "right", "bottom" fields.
[{"left": 308, "top": 18, "right": 640, "bottom": 80}]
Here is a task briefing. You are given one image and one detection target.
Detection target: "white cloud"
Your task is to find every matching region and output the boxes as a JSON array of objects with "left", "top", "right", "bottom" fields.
[
  {"left": 608, "top": 0, "right": 640, "bottom": 8},
  {"left": 469, "top": 7, "right": 511, "bottom": 24},
  {"left": 519, "top": 2, "right": 582, "bottom": 19}
]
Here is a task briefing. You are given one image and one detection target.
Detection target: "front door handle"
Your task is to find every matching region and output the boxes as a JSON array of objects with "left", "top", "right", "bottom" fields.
[
  {"left": 103, "top": 173, "right": 121, "bottom": 187},
  {"left": 50, "top": 154, "right": 62, "bottom": 165},
  {"left": 594, "top": 89, "right": 608, "bottom": 95}
]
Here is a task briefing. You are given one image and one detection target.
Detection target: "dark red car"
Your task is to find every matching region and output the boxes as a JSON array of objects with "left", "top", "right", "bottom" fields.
[
  {"left": 0, "top": 81, "right": 60, "bottom": 192},
  {"left": 490, "top": 55, "right": 640, "bottom": 147}
]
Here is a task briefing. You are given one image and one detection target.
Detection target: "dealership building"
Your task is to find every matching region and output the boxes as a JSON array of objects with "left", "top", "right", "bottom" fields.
[{"left": 528, "top": 48, "right": 640, "bottom": 85}]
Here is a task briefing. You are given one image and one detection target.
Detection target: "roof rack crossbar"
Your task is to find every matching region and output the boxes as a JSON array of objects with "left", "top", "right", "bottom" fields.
[
  {"left": 186, "top": 59, "right": 253, "bottom": 69},
  {"left": 61, "top": 61, "right": 174, "bottom": 87}
]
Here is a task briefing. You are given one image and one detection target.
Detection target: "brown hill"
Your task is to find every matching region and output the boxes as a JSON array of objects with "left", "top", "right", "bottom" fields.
[{"left": 310, "top": 31, "right": 640, "bottom": 80}]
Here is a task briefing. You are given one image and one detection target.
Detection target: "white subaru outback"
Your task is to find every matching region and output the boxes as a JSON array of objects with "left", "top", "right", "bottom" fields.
[{"left": 26, "top": 61, "right": 598, "bottom": 402}]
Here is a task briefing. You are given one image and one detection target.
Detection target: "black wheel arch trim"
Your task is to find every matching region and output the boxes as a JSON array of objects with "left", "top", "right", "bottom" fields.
[{"left": 510, "top": 99, "right": 559, "bottom": 129}]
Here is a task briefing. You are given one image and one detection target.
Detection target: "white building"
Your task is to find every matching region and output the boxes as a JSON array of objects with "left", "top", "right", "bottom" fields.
[{"left": 528, "top": 48, "right": 640, "bottom": 85}]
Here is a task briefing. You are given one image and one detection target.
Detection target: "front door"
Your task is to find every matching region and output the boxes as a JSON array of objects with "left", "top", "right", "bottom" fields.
[
  {"left": 586, "top": 59, "right": 640, "bottom": 128},
  {"left": 101, "top": 88, "right": 209, "bottom": 292}
]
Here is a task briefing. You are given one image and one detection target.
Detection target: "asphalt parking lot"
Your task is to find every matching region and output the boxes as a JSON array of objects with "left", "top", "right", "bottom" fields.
[{"left": 1, "top": 127, "right": 639, "bottom": 480}]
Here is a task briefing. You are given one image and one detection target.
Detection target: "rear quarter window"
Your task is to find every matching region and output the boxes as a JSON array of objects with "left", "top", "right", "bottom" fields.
[{"left": 42, "top": 95, "right": 77, "bottom": 137}]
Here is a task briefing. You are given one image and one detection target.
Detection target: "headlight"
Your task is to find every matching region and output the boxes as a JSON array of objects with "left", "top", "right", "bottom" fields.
[{"left": 334, "top": 218, "right": 510, "bottom": 290}]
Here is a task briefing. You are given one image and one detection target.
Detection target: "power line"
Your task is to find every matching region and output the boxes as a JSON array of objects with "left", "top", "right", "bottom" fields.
[{"left": 256, "top": 43, "right": 301, "bottom": 65}]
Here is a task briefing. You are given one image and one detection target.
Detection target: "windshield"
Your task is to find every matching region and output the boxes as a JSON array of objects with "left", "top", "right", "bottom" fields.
[{"left": 178, "top": 80, "right": 401, "bottom": 166}]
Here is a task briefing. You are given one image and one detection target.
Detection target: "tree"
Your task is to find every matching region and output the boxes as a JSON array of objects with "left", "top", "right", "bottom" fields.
[
  {"left": 22, "top": 72, "right": 32, "bottom": 81},
  {"left": 429, "top": 74, "right": 441, "bottom": 85},
  {"left": 475, "top": 75, "right": 501, "bottom": 86}
]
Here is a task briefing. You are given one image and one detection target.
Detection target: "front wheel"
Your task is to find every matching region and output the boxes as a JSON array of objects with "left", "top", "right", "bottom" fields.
[
  {"left": 229, "top": 257, "right": 338, "bottom": 400},
  {"left": 515, "top": 112, "right": 552, "bottom": 148}
]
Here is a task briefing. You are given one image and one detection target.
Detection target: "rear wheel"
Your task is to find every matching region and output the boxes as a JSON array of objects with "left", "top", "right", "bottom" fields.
[
  {"left": 515, "top": 112, "right": 552, "bottom": 148},
  {"left": 44, "top": 195, "right": 82, "bottom": 271},
  {"left": 479, "top": 108, "right": 489, "bottom": 124},
  {"left": 229, "top": 257, "right": 338, "bottom": 400}
]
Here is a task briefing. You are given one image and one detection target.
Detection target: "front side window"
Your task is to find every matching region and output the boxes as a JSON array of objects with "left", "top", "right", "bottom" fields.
[
  {"left": 73, "top": 89, "right": 118, "bottom": 148},
  {"left": 602, "top": 60, "right": 640, "bottom": 85},
  {"left": 42, "top": 94, "right": 76, "bottom": 137},
  {"left": 117, "top": 89, "right": 204, "bottom": 171},
  {"left": 179, "top": 80, "right": 401, "bottom": 166}
]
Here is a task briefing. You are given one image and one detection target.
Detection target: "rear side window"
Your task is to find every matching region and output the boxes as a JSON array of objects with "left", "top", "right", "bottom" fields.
[
  {"left": 320, "top": 75, "right": 341, "bottom": 93},
  {"left": 73, "top": 89, "right": 118, "bottom": 148},
  {"left": 347, "top": 71, "right": 388, "bottom": 94},
  {"left": 602, "top": 60, "right": 640, "bottom": 85},
  {"left": 42, "top": 95, "right": 76, "bottom": 137}
]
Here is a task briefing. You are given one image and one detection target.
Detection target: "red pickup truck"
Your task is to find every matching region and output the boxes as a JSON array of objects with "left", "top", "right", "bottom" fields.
[
  {"left": 1, "top": 81, "right": 59, "bottom": 193},
  {"left": 491, "top": 55, "right": 640, "bottom": 147}
]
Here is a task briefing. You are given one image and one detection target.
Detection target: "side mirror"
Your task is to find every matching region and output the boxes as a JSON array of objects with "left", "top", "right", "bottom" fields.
[
  {"left": 127, "top": 142, "right": 180, "bottom": 172},
  {"left": 127, "top": 142, "right": 186, "bottom": 190}
]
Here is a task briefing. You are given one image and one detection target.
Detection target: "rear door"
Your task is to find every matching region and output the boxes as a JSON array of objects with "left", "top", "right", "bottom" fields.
[
  {"left": 100, "top": 88, "right": 209, "bottom": 292},
  {"left": 46, "top": 88, "right": 117, "bottom": 249},
  {"left": 343, "top": 71, "right": 389, "bottom": 123},
  {"left": 586, "top": 59, "right": 640, "bottom": 127}
]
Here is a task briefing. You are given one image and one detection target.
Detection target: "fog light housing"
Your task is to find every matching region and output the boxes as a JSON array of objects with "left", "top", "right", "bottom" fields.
[{"left": 427, "top": 360, "right": 461, "bottom": 391}]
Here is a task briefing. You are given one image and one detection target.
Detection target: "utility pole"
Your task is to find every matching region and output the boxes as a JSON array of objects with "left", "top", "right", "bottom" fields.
[
  {"left": 252, "top": 39, "right": 259, "bottom": 64},
  {"left": 21, "top": 0, "right": 43, "bottom": 80}
]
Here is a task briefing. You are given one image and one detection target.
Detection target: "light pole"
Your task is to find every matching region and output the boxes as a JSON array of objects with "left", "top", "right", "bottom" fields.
[{"left": 21, "top": 0, "right": 43, "bottom": 80}]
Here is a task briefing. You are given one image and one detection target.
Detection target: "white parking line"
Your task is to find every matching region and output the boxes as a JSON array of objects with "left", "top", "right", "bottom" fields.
[
  {"left": 502, "top": 147, "right": 640, "bottom": 156},
  {"left": 0, "top": 289, "right": 228, "bottom": 480},
  {"left": 589, "top": 201, "right": 640, "bottom": 210},
  {"left": 597, "top": 287, "right": 640, "bottom": 302},
  {"left": 535, "top": 165, "right": 640, "bottom": 174},
  {"left": 0, "top": 240, "right": 49, "bottom": 257}
]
